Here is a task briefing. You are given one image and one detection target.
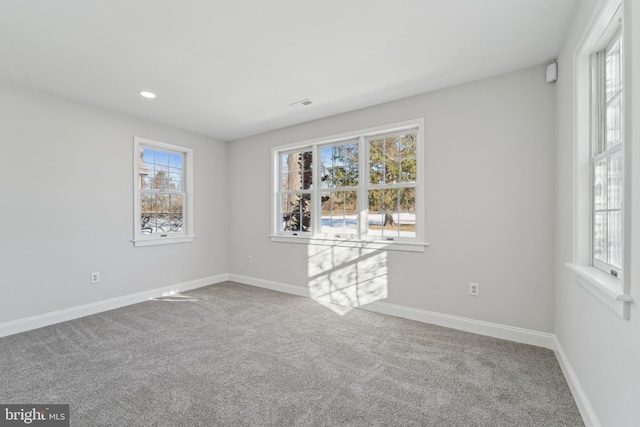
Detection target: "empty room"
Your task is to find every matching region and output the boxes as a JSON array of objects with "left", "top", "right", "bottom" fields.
[{"left": 0, "top": 0, "right": 638, "bottom": 426}]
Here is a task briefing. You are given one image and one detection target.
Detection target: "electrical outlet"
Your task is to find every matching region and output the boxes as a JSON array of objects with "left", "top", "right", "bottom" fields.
[
  {"left": 469, "top": 282, "right": 479, "bottom": 296},
  {"left": 90, "top": 272, "right": 100, "bottom": 284},
  {"left": 247, "top": 255, "right": 253, "bottom": 264}
]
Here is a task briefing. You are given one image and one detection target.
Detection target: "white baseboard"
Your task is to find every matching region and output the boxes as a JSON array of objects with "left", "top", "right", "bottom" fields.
[
  {"left": 228, "top": 274, "right": 555, "bottom": 349},
  {"left": 229, "top": 274, "right": 310, "bottom": 298},
  {"left": 365, "top": 301, "right": 555, "bottom": 349},
  {"left": 2, "top": 272, "right": 589, "bottom": 426},
  {"left": 553, "top": 336, "right": 600, "bottom": 427},
  {"left": 0, "top": 274, "right": 229, "bottom": 338}
]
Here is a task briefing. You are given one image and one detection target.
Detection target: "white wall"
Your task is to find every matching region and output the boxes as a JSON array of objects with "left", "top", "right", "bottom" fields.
[
  {"left": 228, "top": 65, "right": 557, "bottom": 333},
  {"left": 554, "top": 0, "right": 640, "bottom": 426},
  {"left": 0, "top": 80, "right": 229, "bottom": 324}
]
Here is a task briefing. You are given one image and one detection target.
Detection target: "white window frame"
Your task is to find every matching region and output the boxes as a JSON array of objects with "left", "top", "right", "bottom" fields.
[
  {"left": 566, "top": 0, "right": 632, "bottom": 318},
  {"left": 270, "top": 119, "right": 426, "bottom": 252},
  {"left": 591, "top": 28, "right": 624, "bottom": 276},
  {"left": 133, "top": 137, "right": 195, "bottom": 247}
]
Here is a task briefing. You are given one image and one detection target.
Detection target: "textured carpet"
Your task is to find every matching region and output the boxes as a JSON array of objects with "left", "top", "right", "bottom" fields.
[{"left": 0, "top": 282, "right": 583, "bottom": 426}]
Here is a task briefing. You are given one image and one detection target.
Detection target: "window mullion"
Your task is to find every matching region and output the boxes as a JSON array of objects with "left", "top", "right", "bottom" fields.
[
  {"left": 359, "top": 136, "right": 367, "bottom": 238},
  {"left": 312, "top": 144, "right": 320, "bottom": 236},
  {"left": 272, "top": 120, "right": 423, "bottom": 245}
]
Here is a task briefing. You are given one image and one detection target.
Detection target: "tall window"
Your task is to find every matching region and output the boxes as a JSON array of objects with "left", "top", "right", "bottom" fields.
[
  {"left": 320, "top": 140, "right": 359, "bottom": 236},
  {"left": 133, "top": 137, "right": 194, "bottom": 246},
  {"left": 279, "top": 149, "right": 312, "bottom": 233},
  {"left": 367, "top": 131, "right": 417, "bottom": 239},
  {"left": 568, "top": 0, "right": 630, "bottom": 318},
  {"left": 272, "top": 119, "right": 424, "bottom": 250},
  {"left": 591, "top": 17, "right": 623, "bottom": 277}
]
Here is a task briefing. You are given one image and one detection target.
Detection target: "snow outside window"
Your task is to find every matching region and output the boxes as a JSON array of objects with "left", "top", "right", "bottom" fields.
[
  {"left": 133, "top": 137, "right": 194, "bottom": 247},
  {"left": 272, "top": 119, "right": 425, "bottom": 250},
  {"left": 591, "top": 26, "right": 624, "bottom": 278}
]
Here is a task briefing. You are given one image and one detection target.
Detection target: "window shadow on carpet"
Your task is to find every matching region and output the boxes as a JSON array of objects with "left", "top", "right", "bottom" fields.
[{"left": 307, "top": 244, "right": 388, "bottom": 315}]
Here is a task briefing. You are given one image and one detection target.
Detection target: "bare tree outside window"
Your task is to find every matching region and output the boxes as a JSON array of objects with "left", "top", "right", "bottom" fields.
[{"left": 139, "top": 147, "right": 185, "bottom": 235}]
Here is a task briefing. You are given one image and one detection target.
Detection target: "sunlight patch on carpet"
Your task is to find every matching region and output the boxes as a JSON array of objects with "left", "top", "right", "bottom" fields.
[{"left": 307, "top": 244, "right": 388, "bottom": 315}]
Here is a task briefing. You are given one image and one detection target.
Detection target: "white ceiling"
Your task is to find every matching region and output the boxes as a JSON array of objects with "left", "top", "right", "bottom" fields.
[{"left": 0, "top": 0, "right": 578, "bottom": 141}]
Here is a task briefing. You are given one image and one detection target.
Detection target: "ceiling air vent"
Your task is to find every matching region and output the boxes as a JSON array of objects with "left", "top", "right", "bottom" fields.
[{"left": 289, "top": 98, "right": 313, "bottom": 107}]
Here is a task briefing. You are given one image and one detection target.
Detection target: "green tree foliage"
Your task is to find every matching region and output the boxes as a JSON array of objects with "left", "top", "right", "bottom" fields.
[
  {"left": 320, "top": 142, "right": 359, "bottom": 214},
  {"left": 283, "top": 151, "right": 312, "bottom": 232},
  {"left": 368, "top": 132, "right": 416, "bottom": 214}
]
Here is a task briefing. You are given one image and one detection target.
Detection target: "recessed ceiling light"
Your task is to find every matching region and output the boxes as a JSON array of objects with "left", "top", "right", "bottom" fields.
[{"left": 139, "top": 91, "right": 156, "bottom": 99}]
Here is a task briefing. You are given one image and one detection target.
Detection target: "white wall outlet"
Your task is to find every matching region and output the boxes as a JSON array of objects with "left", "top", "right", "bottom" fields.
[
  {"left": 90, "top": 272, "right": 100, "bottom": 284},
  {"left": 247, "top": 255, "right": 253, "bottom": 264},
  {"left": 469, "top": 282, "right": 479, "bottom": 296}
]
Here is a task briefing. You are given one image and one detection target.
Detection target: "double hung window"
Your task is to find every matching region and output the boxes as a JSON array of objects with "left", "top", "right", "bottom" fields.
[
  {"left": 272, "top": 119, "right": 424, "bottom": 251},
  {"left": 567, "top": 0, "right": 631, "bottom": 318},
  {"left": 591, "top": 13, "right": 624, "bottom": 277},
  {"left": 133, "top": 137, "right": 194, "bottom": 246}
]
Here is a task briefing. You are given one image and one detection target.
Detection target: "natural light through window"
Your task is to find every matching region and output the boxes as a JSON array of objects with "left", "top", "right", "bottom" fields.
[
  {"left": 592, "top": 29, "right": 623, "bottom": 276},
  {"left": 367, "top": 131, "right": 417, "bottom": 239},
  {"left": 307, "top": 244, "right": 388, "bottom": 315},
  {"left": 271, "top": 119, "right": 425, "bottom": 252},
  {"left": 565, "top": 0, "right": 631, "bottom": 319},
  {"left": 133, "top": 137, "right": 194, "bottom": 247}
]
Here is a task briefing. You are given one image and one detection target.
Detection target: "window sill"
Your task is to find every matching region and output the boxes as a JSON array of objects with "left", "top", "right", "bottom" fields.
[
  {"left": 565, "top": 263, "right": 632, "bottom": 318},
  {"left": 133, "top": 235, "right": 195, "bottom": 247},
  {"left": 270, "top": 235, "right": 427, "bottom": 253}
]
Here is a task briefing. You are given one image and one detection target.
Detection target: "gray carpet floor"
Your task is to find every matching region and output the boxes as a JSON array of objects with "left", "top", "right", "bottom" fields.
[{"left": 0, "top": 282, "right": 583, "bottom": 426}]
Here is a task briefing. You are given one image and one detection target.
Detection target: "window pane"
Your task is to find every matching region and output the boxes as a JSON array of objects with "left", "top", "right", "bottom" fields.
[
  {"left": 593, "top": 212, "right": 606, "bottom": 263},
  {"left": 280, "top": 194, "right": 296, "bottom": 231},
  {"left": 320, "top": 168, "right": 334, "bottom": 188},
  {"left": 382, "top": 189, "right": 400, "bottom": 237},
  {"left": 333, "top": 165, "right": 346, "bottom": 187},
  {"left": 386, "top": 158, "right": 400, "bottom": 184},
  {"left": 169, "top": 153, "right": 182, "bottom": 169},
  {"left": 605, "top": 94, "right": 622, "bottom": 149},
  {"left": 168, "top": 174, "right": 181, "bottom": 192},
  {"left": 400, "top": 158, "right": 417, "bottom": 183},
  {"left": 330, "top": 192, "right": 345, "bottom": 231},
  {"left": 384, "top": 135, "right": 399, "bottom": 158},
  {"left": 320, "top": 191, "right": 357, "bottom": 235},
  {"left": 170, "top": 194, "right": 183, "bottom": 213},
  {"left": 320, "top": 192, "right": 331, "bottom": 233},
  {"left": 299, "top": 193, "right": 312, "bottom": 232},
  {"left": 608, "top": 153, "right": 622, "bottom": 209},
  {"left": 141, "top": 193, "right": 154, "bottom": 234},
  {"left": 344, "top": 142, "right": 359, "bottom": 167},
  {"left": 154, "top": 150, "right": 168, "bottom": 167},
  {"left": 608, "top": 210, "right": 622, "bottom": 269},
  {"left": 399, "top": 133, "right": 417, "bottom": 158},
  {"left": 282, "top": 171, "right": 302, "bottom": 191},
  {"left": 367, "top": 189, "right": 383, "bottom": 237},
  {"left": 606, "top": 38, "right": 621, "bottom": 100},
  {"left": 280, "top": 153, "right": 291, "bottom": 173},
  {"left": 303, "top": 171, "right": 313, "bottom": 190},
  {"left": 344, "top": 190, "right": 358, "bottom": 235},
  {"left": 170, "top": 214, "right": 183, "bottom": 232},
  {"left": 398, "top": 188, "right": 416, "bottom": 238},
  {"left": 281, "top": 150, "right": 312, "bottom": 191},
  {"left": 281, "top": 193, "right": 311, "bottom": 232},
  {"left": 369, "top": 162, "right": 384, "bottom": 185},
  {"left": 157, "top": 194, "right": 170, "bottom": 212},
  {"left": 594, "top": 158, "right": 606, "bottom": 211},
  {"left": 140, "top": 147, "right": 184, "bottom": 193},
  {"left": 367, "top": 189, "right": 401, "bottom": 238},
  {"left": 146, "top": 213, "right": 158, "bottom": 234},
  {"left": 369, "top": 139, "right": 384, "bottom": 162},
  {"left": 320, "top": 142, "right": 358, "bottom": 189}
]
